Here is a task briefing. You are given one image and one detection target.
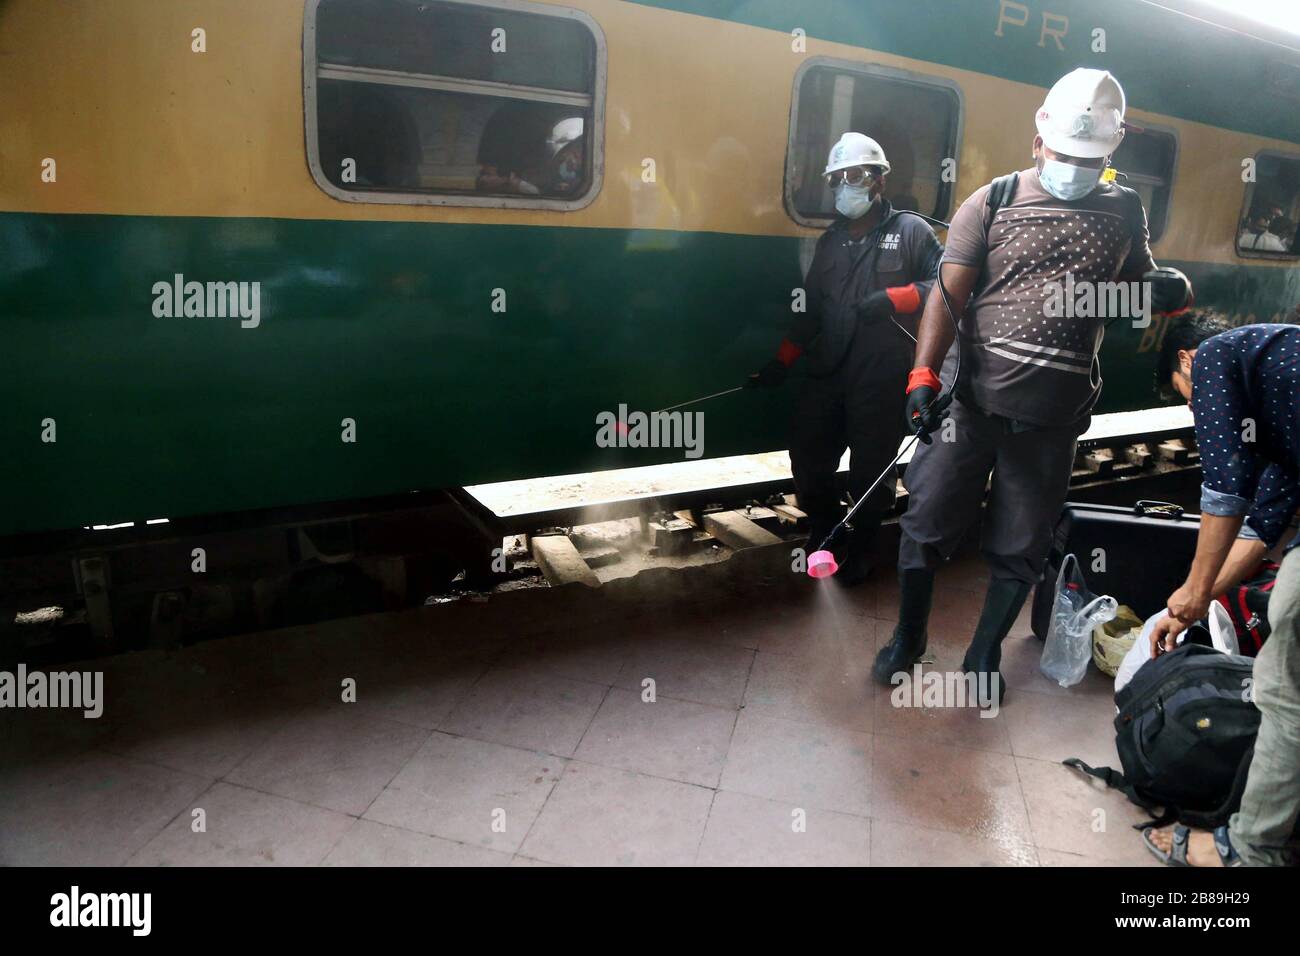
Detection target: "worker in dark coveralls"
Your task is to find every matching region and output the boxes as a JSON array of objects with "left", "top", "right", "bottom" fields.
[
  {"left": 750, "top": 132, "right": 942, "bottom": 585},
  {"left": 871, "top": 69, "right": 1190, "bottom": 696}
]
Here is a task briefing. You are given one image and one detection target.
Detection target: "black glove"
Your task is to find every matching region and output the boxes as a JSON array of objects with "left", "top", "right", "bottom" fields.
[
  {"left": 747, "top": 359, "right": 788, "bottom": 388},
  {"left": 904, "top": 385, "right": 949, "bottom": 444},
  {"left": 856, "top": 290, "right": 896, "bottom": 322},
  {"left": 1144, "top": 267, "right": 1193, "bottom": 315}
]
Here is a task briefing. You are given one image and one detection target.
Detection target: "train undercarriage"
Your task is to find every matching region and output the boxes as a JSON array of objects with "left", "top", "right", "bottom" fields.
[{"left": 0, "top": 408, "right": 1204, "bottom": 667}]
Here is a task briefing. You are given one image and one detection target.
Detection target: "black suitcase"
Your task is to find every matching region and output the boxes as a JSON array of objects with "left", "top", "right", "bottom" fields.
[{"left": 1031, "top": 500, "right": 1201, "bottom": 639}]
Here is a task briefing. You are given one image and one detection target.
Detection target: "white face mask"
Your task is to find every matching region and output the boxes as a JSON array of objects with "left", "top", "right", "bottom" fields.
[
  {"left": 834, "top": 182, "right": 876, "bottom": 219},
  {"left": 1038, "top": 157, "right": 1103, "bottom": 201}
]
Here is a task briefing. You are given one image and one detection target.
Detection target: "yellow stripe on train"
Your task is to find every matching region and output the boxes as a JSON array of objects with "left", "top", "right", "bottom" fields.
[{"left": 0, "top": 0, "right": 1293, "bottom": 269}]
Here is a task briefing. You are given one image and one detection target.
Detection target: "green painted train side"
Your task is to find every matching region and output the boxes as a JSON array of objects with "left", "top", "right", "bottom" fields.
[
  {"left": 4, "top": 0, "right": 1300, "bottom": 538},
  {"left": 1, "top": 211, "right": 1297, "bottom": 537},
  {"left": 0, "top": 213, "right": 795, "bottom": 535}
]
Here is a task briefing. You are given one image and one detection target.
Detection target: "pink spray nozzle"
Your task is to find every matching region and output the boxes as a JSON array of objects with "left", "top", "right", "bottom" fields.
[{"left": 807, "top": 549, "right": 839, "bottom": 579}]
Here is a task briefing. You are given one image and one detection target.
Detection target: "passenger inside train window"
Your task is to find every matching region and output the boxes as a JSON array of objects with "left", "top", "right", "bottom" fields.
[
  {"left": 311, "top": 0, "right": 599, "bottom": 204},
  {"left": 545, "top": 118, "right": 586, "bottom": 196},
  {"left": 475, "top": 105, "right": 588, "bottom": 197},
  {"left": 1270, "top": 214, "right": 1298, "bottom": 253},
  {"left": 1239, "top": 200, "right": 1288, "bottom": 252},
  {"left": 1238, "top": 154, "right": 1300, "bottom": 256}
]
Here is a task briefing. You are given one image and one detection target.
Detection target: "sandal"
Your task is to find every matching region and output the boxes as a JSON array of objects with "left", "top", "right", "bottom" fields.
[
  {"left": 1213, "top": 825, "right": 1244, "bottom": 867},
  {"left": 1142, "top": 823, "right": 1244, "bottom": 867},
  {"left": 1142, "top": 823, "right": 1192, "bottom": 866}
]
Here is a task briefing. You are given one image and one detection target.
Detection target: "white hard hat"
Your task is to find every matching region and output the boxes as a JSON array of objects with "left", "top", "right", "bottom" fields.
[
  {"left": 1036, "top": 68, "right": 1126, "bottom": 159},
  {"left": 547, "top": 117, "right": 584, "bottom": 157},
  {"left": 823, "top": 132, "right": 891, "bottom": 177}
]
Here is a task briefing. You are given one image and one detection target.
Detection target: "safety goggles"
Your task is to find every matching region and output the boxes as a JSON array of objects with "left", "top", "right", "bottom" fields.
[{"left": 825, "top": 167, "right": 876, "bottom": 188}]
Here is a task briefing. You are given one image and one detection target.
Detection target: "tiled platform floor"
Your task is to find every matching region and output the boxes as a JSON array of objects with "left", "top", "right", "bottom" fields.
[{"left": 0, "top": 548, "right": 1160, "bottom": 866}]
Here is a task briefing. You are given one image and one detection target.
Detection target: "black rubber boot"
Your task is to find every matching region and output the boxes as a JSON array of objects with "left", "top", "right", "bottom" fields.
[
  {"left": 871, "top": 568, "right": 935, "bottom": 685},
  {"left": 961, "top": 578, "right": 1031, "bottom": 705}
]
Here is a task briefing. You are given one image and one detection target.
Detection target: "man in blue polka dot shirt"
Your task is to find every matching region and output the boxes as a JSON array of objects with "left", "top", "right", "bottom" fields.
[{"left": 1148, "top": 313, "right": 1300, "bottom": 867}]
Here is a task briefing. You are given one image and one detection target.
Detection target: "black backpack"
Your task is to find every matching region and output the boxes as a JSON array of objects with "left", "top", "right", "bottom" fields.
[{"left": 1064, "top": 644, "right": 1258, "bottom": 829}]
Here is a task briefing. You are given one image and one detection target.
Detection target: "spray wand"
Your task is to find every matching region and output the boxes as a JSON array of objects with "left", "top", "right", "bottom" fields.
[
  {"left": 651, "top": 386, "right": 745, "bottom": 415},
  {"left": 805, "top": 424, "right": 928, "bottom": 578}
]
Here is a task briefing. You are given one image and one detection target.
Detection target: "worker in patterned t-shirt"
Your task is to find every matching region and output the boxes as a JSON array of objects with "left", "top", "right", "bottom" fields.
[{"left": 871, "top": 69, "right": 1192, "bottom": 700}]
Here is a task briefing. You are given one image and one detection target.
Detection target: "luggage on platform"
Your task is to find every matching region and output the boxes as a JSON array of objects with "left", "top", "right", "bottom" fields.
[
  {"left": 1032, "top": 501, "right": 1200, "bottom": 640},
  {"left": 1065, "top": 643, "right": 1258, "bottom": 829}
]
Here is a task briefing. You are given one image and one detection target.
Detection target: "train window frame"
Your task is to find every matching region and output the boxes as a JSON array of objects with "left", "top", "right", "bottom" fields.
[
  {"left": 1110, "top": 122, "right": 1179, "bottom": 246},
  {"left": 303, "top": 0, "right": 607, "bottom": 211},
  {"left": 784, "top": 57, "right": 965, "bottom": 229},
  {"left": 1235, "top": 149, "right": 1300, "bottom": 260}
]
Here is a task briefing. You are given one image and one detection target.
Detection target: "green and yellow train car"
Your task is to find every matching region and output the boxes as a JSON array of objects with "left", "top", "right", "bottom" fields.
[{"left": 2, "top": 0, "right": 1299, "bottom": 541}]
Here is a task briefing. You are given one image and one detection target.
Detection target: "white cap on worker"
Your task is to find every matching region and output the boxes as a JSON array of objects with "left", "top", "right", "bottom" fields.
[
  {"left": 1036, "top": 68, "right": 1126, "bottom": 159},
  {"left": 823, "top": 132, "right": 891, "bottom": 177}
]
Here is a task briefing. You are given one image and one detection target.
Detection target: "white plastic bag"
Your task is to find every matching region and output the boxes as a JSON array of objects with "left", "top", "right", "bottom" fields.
[
  {"left": 1114, "top": 609, "right": 1165, "bottom": 694},
  {"left": 1207, "top": 601, "right": 1240, "bottom": 655},
  {"left": 1113, "top": 604, "right": 1237, "bottom": 695},
  {"left": 1040, "top": 553, "right": 1118, "bottom": 687}
]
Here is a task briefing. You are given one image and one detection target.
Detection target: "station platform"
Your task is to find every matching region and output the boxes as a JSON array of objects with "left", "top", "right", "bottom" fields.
[
  {"left": 466, "top": 406, "right": 1194, "bottom": 528},
  {"left": 0, "top": 543, "right": 1160, "bottom": 867}
]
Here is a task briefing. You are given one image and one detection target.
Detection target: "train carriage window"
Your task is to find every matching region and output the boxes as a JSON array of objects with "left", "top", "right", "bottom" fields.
[
  {"left": 306, "top": 0, "right": 605, "bottom": 209},
  {"left": 1110, "top": 126, "right": 1177, "bottom": 244},
  {"left": 786, "top": 61, "right": 962, "bottom": 225},
  {"left": 1237, "top": 152, "right": 1300, "bottom": 258}
]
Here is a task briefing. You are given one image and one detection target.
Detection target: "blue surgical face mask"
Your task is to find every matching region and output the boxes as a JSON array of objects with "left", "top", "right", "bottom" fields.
[
  {"left": 1039, "top": 158, "right": 1103, "bottom": 201},
  {"left": 834, "top": 182, "right": 876, "bottom": 219}
]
